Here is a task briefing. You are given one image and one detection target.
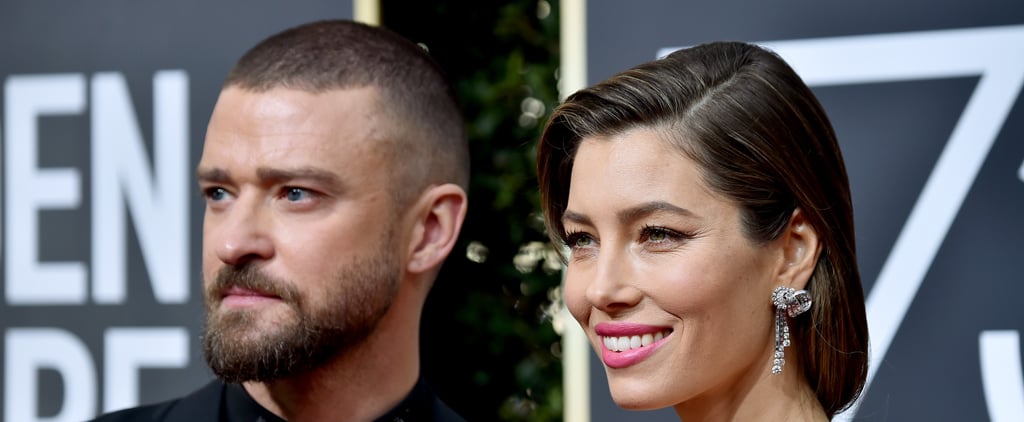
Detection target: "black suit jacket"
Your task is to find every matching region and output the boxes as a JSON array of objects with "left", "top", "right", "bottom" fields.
[{"left": 88, "top": 377, "right": 467, "bottom": 422}]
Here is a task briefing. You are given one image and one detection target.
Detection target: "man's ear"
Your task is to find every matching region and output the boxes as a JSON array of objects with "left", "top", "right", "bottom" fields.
[
  {"left": 407, "top": 183, "right": 468, "bottom": 275},
  {"left": 776, "top": 208, "right": 821, "bottom": 290}
]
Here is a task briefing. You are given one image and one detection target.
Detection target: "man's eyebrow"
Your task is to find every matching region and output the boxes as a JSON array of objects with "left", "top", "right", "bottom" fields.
[
  {"left": 195, "top": 167, "right": 342, "bottom": 188},
  {"left": 196, "top": 167, "right": 228, "bottom": 183},
  {"left": 255, "top": 167, "right": 341, "bottom": 187}
]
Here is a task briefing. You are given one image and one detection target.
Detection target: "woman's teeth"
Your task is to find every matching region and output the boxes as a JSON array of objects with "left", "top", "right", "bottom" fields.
[{"left": 603, "top": 330, "right": 669, "bottom": 352}]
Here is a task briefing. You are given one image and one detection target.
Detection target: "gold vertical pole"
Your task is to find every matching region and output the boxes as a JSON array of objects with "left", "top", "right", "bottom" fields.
[
  {"left": 559, "top": 2, "right": 589, "bottom": 420},
  {"left": 354, "top": 0, "right": 380, "bottom": 26}
]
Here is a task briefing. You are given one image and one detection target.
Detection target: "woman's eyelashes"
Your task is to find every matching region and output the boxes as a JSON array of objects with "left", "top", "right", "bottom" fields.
[
  {"left": 639, "top": 224, "right": 696, "bottom": 246},
  {"left": 563, "top": 224, "right": 698, "bottom": 256},
  {"left": 564, "top": 230, "right": 595, "bottom": 250}
]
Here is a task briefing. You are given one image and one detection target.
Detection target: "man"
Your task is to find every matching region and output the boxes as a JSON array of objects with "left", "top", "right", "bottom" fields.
[{"left": 91, "top": 19, "right": 469, "bottom": 421}]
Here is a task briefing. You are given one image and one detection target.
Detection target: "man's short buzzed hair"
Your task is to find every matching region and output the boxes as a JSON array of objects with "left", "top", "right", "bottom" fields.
[{"left": 224, "top": 19, "right": 469, "bottom": 203}]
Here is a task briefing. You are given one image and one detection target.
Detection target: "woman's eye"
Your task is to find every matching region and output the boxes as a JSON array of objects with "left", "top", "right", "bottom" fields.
[
  {"left": 648, "top": 229, "right": 668, "bottom": 242},
  {"left": 565, "top": 231, "right": 594, "bottom": 248},
  {"left": 641, "top": 225, "right": 689, "bottom": 244}
]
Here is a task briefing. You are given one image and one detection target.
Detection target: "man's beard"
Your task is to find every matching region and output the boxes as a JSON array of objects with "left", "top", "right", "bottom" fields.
[{"left": 201, "top": 242, "right": 401, "bottom": 383}]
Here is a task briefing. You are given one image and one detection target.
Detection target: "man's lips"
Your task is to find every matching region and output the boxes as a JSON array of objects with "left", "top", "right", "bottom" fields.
[{"left": 219, "top": 286, "right": 282, "bottom": 307}]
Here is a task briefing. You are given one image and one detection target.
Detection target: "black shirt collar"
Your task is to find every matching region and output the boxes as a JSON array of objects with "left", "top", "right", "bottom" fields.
[{"left": 222, "top": 377, "right": 456, "bottom": 422}]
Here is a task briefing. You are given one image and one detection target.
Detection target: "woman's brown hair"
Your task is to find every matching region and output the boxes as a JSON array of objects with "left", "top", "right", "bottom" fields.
[{"left": 536, "top": 41, "right": 868, "bottom": 417}]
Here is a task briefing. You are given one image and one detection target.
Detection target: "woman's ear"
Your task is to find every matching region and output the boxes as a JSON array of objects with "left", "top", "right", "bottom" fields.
[
  {"left": 406, "top": 183, "right": 468, "bottom": 275},
  {"left": 777, "top": 208, "right": 821, "bottom": 290}
]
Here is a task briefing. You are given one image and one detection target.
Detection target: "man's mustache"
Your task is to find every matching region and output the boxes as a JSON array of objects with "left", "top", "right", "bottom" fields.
[{"left": 207, "top": 264, "right": 300, "bottom": 304}]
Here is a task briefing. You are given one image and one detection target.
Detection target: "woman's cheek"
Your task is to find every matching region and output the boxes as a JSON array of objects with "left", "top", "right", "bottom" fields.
[{"left": 563, "top": 274, "right": 591, "bottom": 324}]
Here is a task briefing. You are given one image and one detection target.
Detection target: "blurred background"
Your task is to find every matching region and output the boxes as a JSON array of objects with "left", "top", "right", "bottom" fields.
[{"left": 383, "top": 2, "right": 566, "bottom": 421}]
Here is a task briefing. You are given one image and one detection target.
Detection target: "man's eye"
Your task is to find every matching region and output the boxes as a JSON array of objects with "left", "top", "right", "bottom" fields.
[
  {"left": 284, "top": 187, "right": 310, "bottom": 201},
  {"left": 206, "top": 187, "right": 228, "bottom": 201}
]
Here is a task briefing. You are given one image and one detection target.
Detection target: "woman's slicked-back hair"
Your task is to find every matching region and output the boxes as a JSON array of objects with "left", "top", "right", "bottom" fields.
[
  {"left": 223, "top": 19, "right": 469, "bottom": 205},
  {"left": 536, "top": 41, "right": 868, "bottom": 417}
]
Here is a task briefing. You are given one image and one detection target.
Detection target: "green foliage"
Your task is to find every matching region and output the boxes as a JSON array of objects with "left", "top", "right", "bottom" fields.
[{"left": 382, "top": 1, "right": 565, "bottom": 421}]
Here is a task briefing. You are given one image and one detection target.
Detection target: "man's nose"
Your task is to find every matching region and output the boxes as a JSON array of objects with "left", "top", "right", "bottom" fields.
[{"left": 207, "top": 198, "right": 274, "bottom": 266}]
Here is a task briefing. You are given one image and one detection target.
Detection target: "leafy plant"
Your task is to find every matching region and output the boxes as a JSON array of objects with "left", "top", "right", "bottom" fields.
[{"left": 383, "top": 1, "right": 566, "bottom": 421}]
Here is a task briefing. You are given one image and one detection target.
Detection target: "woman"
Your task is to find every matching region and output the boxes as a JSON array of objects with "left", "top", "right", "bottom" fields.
[{"left": 536, "top": 41, "right": 869, "bottom": 421}]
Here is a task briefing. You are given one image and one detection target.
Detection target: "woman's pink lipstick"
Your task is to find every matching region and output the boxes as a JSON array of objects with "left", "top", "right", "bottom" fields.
[{"left": 595, "top": 322, "right": 672, "bottom": 369}]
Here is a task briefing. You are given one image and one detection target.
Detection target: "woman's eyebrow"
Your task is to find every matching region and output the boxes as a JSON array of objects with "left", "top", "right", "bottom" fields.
[
  {"left": 616, "top": 201, "right": 696, "bottom": 223},
  {"left": 562, "top": 200, "right": 696, "bottom": 226}
]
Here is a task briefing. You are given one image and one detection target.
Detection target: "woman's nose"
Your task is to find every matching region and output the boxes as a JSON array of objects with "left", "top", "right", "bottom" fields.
[{"left": 584, "top": 247, "right": 643, "bottom": 312}]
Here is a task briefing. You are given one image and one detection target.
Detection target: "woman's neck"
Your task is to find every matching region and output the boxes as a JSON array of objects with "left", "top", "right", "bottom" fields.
[{"left": 673, "top": 362, "right": 828, "bottom": 422}]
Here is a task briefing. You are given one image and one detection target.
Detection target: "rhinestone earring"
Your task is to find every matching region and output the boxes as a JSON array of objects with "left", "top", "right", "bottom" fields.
[{"left": 770, "top": 286, "right": 812, "bottom": 375}]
